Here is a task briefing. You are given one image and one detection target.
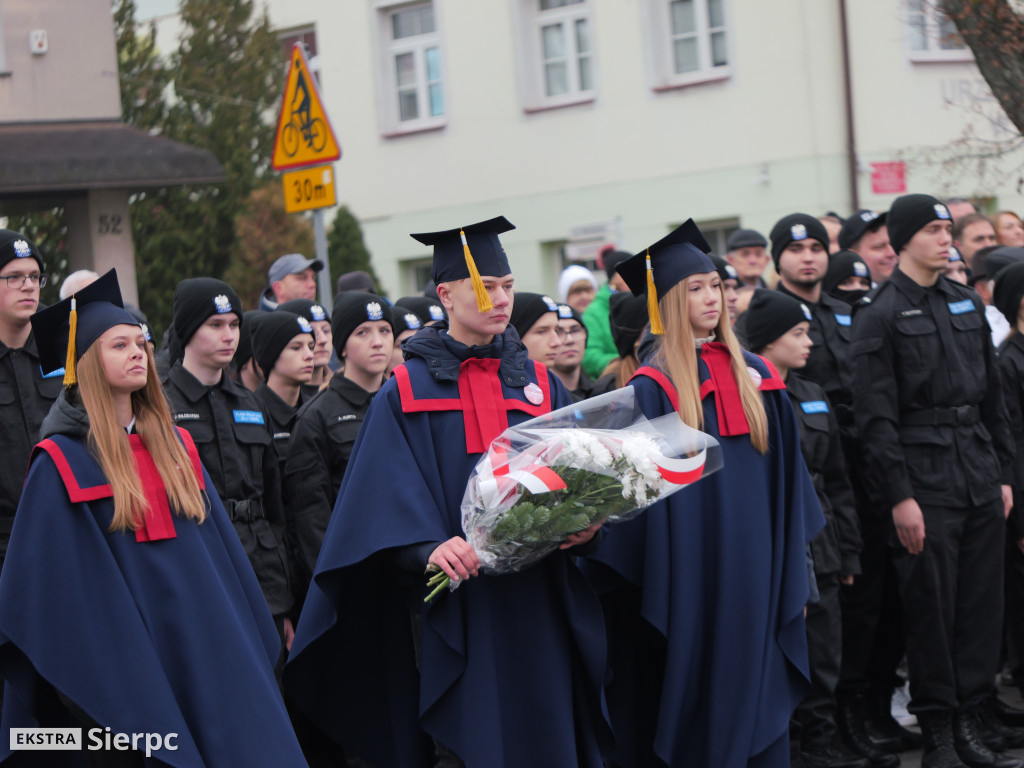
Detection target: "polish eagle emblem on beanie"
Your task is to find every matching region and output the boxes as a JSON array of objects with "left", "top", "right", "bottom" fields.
[
  {"left": 405, "top": 313, "right": 422, "bottom": 330},
  {"left": 429, "top": 305, "right": 445, "bottom": 321},
  {"left": 214, "top": 294, "right": 232, "bottom": 313},
  {"left": 310, "top": 305, "right": 326, "bottom": 321},
  {"left": 13, "top": 240, "right": 31, "bottom": 258},
  {"left": 366, "top": 301, "right": 384, "bottom": 321},
  {"left": 790, "top": 224, "right": 808, "bottom": 241},
  {"left": 297, "top": 317, "right": 313, "bottom": 333}
]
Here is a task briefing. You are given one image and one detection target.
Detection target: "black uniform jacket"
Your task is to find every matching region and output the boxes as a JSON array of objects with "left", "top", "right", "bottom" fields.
[
  {"left": 283, "top": 374, "right": 376, "bottom": 597},
  {"left": 851, "top": 269, "right": 1014, "bottom": 510},
  {"left": 0, "top": 333, "right": 62, "bottom": 565},
  {"left": 255, "top": 383, "right": 305, "bottom": 477},
  {"left": 787, "top": 372, "right": 862, "bottom": 576},
  {"left": 997, "top": 333, "right": 1024, "bottom": 539},
  {"left": 162, "top": 361, "right": 293, "bottom": 616},
  {"left": 777, "top": 284, "right": 855, "bottom": 412}
]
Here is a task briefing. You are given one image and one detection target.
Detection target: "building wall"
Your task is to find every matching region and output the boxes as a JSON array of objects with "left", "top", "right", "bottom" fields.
[
  {"left": 142, "top": 0, "right": 1024, "bottom": 298},
  {"left": 0, "top": 0, "right": 122, "bottom": 123}
]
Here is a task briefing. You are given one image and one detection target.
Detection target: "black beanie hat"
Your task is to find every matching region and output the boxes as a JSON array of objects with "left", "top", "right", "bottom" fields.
[
  {"left": 742, "top": 290, "right": 813, "bottom": 352},
  {"left": 393, "top": 308, "right": 424, "bottom": 335},
  {"left": 331, "top": 292, "right": 393, "bottom": 355},
  {"left": 887, "top": 194, "right": 951, "bottom": 255},
  {"left": 823, "top": 250, "right": 871, "bottom": 295},
  {"left": 173, "top": 278, "right": 242, "bottom": 347},
  {"left": 556, "top": 302, "right": 584, "bottom": 327},
  {"left": 709, "top": 253, "right": 739, "bottom": 283},
  {"left": 251, "top": 311, "right": 314, "bottom": 376},
  {"left": 509, "top": 292, "right": 560, "bottom": 338},
  {"left": 395, "top": 295, "right": 447, "bottom": 324},
  {"left": 769, "top": 214, "right": 830, "bottom": 269},
  {"left": 278, "top": 298, "right": 331, "bottom": 325},
  {"left": 994, "top": 261, "right": 1024, "bottom": 326},
  {"left": 609, "top": 291, "right": 648, "bottom": 358},
  {"left": 0, "top": 229, "right": 45, "bottom": 273},
  {"left": 601, "top": 250, "right": 632, "bottom": 281}
]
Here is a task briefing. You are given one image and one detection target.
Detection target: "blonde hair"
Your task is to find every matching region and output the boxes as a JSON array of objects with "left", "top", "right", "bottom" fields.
[
  {"left": 76, "top": 343, "right": 207, "bottom": 532},
  {"left": 655, "top": 279, "right": 769, "bottom": 453}
]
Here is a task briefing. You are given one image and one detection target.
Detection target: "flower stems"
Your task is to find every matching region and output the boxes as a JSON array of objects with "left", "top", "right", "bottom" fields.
[{"left": 424, "top": 567, "right": 450, "bottom": 604}]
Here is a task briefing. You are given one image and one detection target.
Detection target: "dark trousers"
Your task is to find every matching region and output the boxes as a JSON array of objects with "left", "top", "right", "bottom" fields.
[
  {"left": 892, "top": 500, "right": 1004, "bottom": 715},
  {"left": 1005, "top": 533, "right": 1024, "bottom": 687},
  {"left": 796, "top": 573, "right": 843, "bottom": 746},
  {"left": 839, "top": 503, "right": 905, "bottom": 694}
]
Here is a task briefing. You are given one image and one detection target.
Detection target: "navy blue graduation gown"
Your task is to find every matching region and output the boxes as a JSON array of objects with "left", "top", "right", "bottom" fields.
[
  {"left": 285, "top": 329, "right": 612, "bottom": 768},
  {"left": 584, "top": 344, "right": 824, "bottom": 768},
  {"left": 0, "top": 431, "right": 307, "bottom": 767}
]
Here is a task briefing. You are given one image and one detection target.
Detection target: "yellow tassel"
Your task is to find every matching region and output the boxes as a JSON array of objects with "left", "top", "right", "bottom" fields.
[
  {"left": 462, "top": 229, "right": 494, "bottom": 313},
  {"left": 64, "top": 297, "right": 78, "bottom": 388},
  {"left": 646, "top": 250, "right": 664, "bottom": 335}
]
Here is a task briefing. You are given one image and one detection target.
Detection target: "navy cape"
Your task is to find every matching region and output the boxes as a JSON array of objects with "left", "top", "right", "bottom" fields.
[
  {"left": 584, "top": 347, "right": 824, "bottom": 768},
  {"left": 0, "top": 431, "right": 307, "bottom": 767},
  {"left": 285, "top": 328, "right": 613, "bottom": 768}
]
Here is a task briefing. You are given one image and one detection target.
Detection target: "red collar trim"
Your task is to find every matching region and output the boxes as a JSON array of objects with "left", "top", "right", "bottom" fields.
[
  {"left": 33, "top": 428, "right": 204, "bottom": 543},
  {"left": 395, "top": 359, "right": 553, "bottom": 453},
  {"left": 630, "top": 366, "right": 679, "bottom": 411}
]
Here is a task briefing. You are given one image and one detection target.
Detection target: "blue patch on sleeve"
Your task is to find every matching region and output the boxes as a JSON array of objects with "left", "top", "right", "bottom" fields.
[
  {"left": 41, "top": 366, "right": 65, "bottom": 379},
  {"left": 947, "top": 299, "right": 975, "bottom": 315},
  {"left": 800, "top": 400, "right": 829, "bottom": 414},
  {"left": 834, "top": 313, "right": 852, "bottom": 327},
  {"left": 232, "top": 410, "right": 265, "bottom": 425}
]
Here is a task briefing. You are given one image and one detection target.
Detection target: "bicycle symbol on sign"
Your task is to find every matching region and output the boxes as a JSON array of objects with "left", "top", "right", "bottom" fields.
[{"left": 281, "top": 62, "right": 326, "bottom": 157}]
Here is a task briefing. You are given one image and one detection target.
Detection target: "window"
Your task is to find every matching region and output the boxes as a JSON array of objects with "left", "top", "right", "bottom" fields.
[
  {"left": 377, "top": 2, "right": 445, "bottom": 135},
  {"left": 405, "top": 258, "right": 434, "bottom": 294},
  {"left": 513, "top": 0, "right": 595, "bottom": 112},
  {"left": 644, "top": 0, "right": 730, "bottom": 90},
  {"left": 278, "top": 27, "right": 319, "bottom": 84},
  {"left": 905, "top": 1, "right": 972, "bottom": 62}
]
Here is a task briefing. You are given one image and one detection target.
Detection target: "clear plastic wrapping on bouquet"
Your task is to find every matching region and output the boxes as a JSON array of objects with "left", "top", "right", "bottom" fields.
[{"left": 460, "top": 386, "right": 723, "bottom": 576}]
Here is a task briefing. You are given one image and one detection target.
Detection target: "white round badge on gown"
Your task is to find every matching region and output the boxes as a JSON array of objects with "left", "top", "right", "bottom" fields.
[
  {"left": 524, "top": 382, "right": 544, "bottom": 405},
  {"left": 747, "top": 367, "right": 763, "bottom": 388}
]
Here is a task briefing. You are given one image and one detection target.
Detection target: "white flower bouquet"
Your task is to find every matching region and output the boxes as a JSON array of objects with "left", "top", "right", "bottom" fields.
[{"left": 424, "top": 387, "right": 722, "bottom": 602}]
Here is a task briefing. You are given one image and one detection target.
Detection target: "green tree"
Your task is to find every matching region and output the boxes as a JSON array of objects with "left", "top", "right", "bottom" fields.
[
  {"left": 224, "top": 183, "right": 314, "bottom": 309},
  {"left": 327, "top": 205, "right": 385, "bottom": 295},
  {"left": 114, "top": 0, "right": 285, "bottom": 332}
]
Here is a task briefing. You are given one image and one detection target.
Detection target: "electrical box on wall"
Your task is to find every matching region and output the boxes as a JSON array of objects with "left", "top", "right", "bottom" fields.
[{"left": 29, "top": 30, "right": 47, "bottom": 55}]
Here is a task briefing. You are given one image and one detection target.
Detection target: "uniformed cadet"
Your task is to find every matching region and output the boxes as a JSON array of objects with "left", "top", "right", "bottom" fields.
[
  {"left": 509, "top": 291, "right": 564, "bottom": 370},
  {"left": 839, "top": 210, "right": 897, "bottom": 287},
  {"left": 251, "top": 310, "right": 316, "bottom": 475},
  {"left": 389, "top": 307, "right": 424, "bottom": 374},
  {"left": 394, "top": 294, "right": 447, "bottom": 327},
  {"left": 823, "top": 251, "right": 872, "bottom": 307},
  {"left": 283, "top": 292, "right": 394, "bottom": 602},
  {"left": 991, "top": 263, "right": 1024, "bottom": 737},
  {"left": 278, "top": 298, "right": 334, "bottom": 391},
  {"left": 746, "top": 289, "right": 865, "bottom": 768},
  {"left": 550, "top": 302, "right": 615, "bottom": 401},
  {"left": 231, "top": 309, "right": 266, "bottom": 392},
  {"left": 161, "top": 278, "right": 295, "bottom": 644},
  {"left": 709, "top": 253, "right": 741, "bottom": 324},
  {"left": 769, "top": 214, "right": 914, "bottom": 764},
  {"left": 852, "top": 193, "right": 1019, "bottom": 768},
  {"left": 0, "top": 230, "right": 61, "bottom": 571}
]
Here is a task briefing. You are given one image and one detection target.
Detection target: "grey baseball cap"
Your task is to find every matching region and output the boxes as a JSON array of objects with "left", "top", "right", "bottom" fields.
[{"left": 268, "top": 253, "right": 324, "bottom": 284}]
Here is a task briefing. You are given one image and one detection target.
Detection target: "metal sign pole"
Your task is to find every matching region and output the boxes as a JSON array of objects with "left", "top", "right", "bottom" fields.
[{"left": 313, "top": 208, "right": 332, "bottom": 307}]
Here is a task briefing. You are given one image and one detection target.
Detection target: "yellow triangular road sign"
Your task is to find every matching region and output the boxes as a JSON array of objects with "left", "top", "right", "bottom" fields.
[{"left": 272, "top": 44, "right": 341, "bottom": 171}]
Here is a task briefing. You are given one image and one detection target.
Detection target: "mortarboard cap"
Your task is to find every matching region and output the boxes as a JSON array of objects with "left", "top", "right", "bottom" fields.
[
  {"left": 31, "top": 269, "right": 139, "bottom": 387},
  {"left": 616, "top": 219, "right": 713, "bottom": 335},
  {"left": 411, "top": 216, "right": 515, "bottom": 312}
]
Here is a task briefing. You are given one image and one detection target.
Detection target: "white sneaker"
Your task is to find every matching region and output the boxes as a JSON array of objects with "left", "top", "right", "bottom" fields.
[{"left": 891, "top": 681, "right": 917, "bottom": 727}]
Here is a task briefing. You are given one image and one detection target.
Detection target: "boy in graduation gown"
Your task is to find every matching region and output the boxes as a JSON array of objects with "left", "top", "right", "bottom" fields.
[{"left": 285, "top": 217, "right": 612, "bottom": 768}]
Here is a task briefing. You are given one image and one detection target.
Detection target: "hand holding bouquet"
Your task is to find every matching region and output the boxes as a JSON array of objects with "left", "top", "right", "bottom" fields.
[{"left": 425, "top": 387, "right": 722, "bottom": 602}]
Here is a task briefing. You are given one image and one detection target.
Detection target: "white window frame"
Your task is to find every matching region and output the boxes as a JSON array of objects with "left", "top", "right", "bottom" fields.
[
  {"left": 515, "top": 0, "right": 596, "bottom": 112},
  {"left": 374, "top": 0, "right": 447, "bottom": 137},
  {"left": 641, "top": 0, "right": 731, "bottom": 91},
  {"left": 904, "top": 0, "right": 973, "bottom": 63}
]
